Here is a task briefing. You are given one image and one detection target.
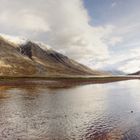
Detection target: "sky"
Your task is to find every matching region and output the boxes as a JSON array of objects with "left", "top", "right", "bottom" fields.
[{"left": 0, "top": 0, "right": 140, "bottom": 73}]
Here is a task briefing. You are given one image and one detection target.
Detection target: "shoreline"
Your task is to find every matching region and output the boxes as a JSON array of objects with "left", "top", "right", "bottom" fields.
[{"left": 0, "top": 75, "right": 139, "bottom": 87}]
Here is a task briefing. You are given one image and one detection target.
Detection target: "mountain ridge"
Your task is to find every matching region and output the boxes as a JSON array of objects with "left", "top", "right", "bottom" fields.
[
  {"left": 0, "top": 35, "right": 108, "bottom": 77},
  {"left": 129, "top": 71, "right": 140, "bottom": 75}
]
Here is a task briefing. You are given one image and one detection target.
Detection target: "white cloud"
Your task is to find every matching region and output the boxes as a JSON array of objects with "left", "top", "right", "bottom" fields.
[
  {"left": 111, "top": 2, "right": 117, "bottom": 8},
  {"left": 108, "top": 36, "right": 122, "bottom": 46},
  {"left": 91, "top": 47, "right": 140, "bottom": 73},
  {"left": 0, "top": 0, "right": 120, "bottom": 63},
  {"left": 118, "top": 48, "right": 140, "bottom": 73},
  {"left": 0, "top": 10, "right": 50, "bottom": 32},
  {"left": 0, "top": 33, "right": 26, "bottom": 44}
]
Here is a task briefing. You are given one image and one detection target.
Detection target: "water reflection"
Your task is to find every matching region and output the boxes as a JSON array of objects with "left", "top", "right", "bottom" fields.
[{"left": 0, "top": 80, "right": 139, "bottom": 139}]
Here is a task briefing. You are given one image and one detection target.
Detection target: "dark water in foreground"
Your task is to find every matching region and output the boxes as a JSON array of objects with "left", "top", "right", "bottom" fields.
[{"left": 0, "top": 80, "right": 140, "bottom": 140}]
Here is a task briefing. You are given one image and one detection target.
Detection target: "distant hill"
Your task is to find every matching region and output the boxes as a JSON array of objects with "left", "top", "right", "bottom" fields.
[
  {"left": 0, "top": 35, "right": 107, "bottom": 77},
  {"left": 129, "top": 71, "right": 140, "bottom": 75},
  {"left": 105, "top": 70, "right": 125, "bottom": 75}
]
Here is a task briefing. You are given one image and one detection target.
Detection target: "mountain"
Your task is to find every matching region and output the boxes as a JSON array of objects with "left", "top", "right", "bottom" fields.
[
  {"left": 129, "top": 71, "right": 140, "bottom": 75},
  {"left": 105, "top": 70, "right": 125, "bottom": 75},
  {"left": 0, "top": 35, "right": 106, "bottom": 77}
]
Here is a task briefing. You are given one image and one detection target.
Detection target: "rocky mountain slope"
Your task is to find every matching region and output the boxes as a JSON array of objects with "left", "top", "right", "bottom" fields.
[
  {"left": 129, "top": 71, "right": 140, "bottom": 75},
  {"left": 0, "top": 35, "right": 107, "bottom": 77}
]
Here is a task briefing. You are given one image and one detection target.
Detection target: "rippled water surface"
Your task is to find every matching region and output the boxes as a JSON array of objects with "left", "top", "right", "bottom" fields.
[{"left": 0, "top": 80, "right": 140, "bottom": 140}]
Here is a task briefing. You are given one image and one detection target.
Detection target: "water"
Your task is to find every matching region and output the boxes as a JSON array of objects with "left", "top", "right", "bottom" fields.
[{"left": 0, "top": 80, "right": 140, "bottom": 140}]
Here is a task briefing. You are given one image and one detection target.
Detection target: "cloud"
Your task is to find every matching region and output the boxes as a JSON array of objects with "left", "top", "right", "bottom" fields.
[
  {"left": 108, "top": 36, "right": 122, "bottom": 46},
  {"left": 118, "top": 48, "right": 140, "bottom": 73},
  {"left": 0, "top": 0, "right": 120, "bottom": 63},
  {"left": 111, "top": 2, "right": 117, "bottom": 8},
  {"left": 92, "top": 47, "right": 140, "bottom": 73},
  {"left": 0, "top": 10, "right": 50, "bottom": 32}
]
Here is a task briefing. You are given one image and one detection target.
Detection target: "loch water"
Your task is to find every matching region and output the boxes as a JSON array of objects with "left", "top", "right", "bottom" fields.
[{"left": 0, "top": 80, "right": 140, "bottom": 140}]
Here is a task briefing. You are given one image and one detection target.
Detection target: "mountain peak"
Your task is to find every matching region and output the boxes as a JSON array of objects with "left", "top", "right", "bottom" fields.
[{"left": 0, "top": 33, "right": 108, "bottom": 76}]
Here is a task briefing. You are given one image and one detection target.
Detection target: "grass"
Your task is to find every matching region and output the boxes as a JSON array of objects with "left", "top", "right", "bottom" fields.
[
  {"left": 0, "top": 75, "right": 139, "bottom": 88},
  {"left": 0, "top": 75, "right": 139, "bottom": 82}
]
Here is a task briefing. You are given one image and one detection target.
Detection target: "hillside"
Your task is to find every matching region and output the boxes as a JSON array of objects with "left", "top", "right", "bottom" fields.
[
  {"left": 129, "top": 71, "right": 140, "bottom": 75},
  {"left": 0, "top": 36, "right": 107, "bottom": 77}
]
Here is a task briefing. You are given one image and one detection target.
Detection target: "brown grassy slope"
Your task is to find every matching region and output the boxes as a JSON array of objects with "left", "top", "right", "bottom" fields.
[
  {"left": 0, "top": 36, "right": 108, "bottom": 76},
  {"left": 27, "top": 41, "right": 105, "bottom": 75}
]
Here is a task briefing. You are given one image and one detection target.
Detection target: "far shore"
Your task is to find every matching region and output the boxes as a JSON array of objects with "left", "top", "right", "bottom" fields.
[{"left": 0, "top": 75, "right": 139, "bottom": 87}]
